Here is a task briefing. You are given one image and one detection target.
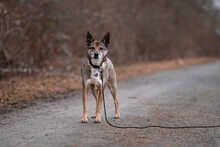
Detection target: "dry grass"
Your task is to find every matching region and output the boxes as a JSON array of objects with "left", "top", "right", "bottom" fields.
[
  {"left": 116, "top": 57, "right": 216, "bottom": 80},
  {"left": 0, "top": 57, "right": 217, "bottom": 112}
]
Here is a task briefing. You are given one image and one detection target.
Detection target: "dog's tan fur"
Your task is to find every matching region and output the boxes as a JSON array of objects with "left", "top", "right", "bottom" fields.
[{"left": 81, "top": 32, "right": 120, "bottom": 123}]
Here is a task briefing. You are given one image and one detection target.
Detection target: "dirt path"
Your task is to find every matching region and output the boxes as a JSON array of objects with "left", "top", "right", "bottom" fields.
[{"left": 0, "top": 61, "right": 220, "bottom": 147}]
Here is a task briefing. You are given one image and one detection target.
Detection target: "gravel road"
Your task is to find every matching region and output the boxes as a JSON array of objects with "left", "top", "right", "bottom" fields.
[{"left": 0, "top": 61, "right": 220, "bottom": 147}]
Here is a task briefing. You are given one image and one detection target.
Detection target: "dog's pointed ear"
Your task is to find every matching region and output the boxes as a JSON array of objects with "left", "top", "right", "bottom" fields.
[
  {"left": 87, "top": 32, "right": 94, "bottom": 46},
  {"left": 101, "top": 32, "right": 110, "bottom": 47}
]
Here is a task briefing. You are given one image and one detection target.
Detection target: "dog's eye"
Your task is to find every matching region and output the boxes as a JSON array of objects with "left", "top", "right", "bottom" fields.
[
  {"left": 100, "top": 47, "right": 104, "bottom": 50},
  {"left": 89, "top": 47, "right": 95, "bottom": 50}
]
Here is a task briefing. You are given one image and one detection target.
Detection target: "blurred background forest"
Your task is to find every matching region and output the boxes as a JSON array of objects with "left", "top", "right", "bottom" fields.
[
  {"left": 0, "top": 0, "right": 220, "bottom": 111},
  {"left": 0, "top": 0, "right": 220, "bottom": 76}
]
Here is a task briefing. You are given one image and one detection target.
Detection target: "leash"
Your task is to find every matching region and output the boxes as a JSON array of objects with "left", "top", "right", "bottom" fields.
[{"left": 100, "top": 71, "right": 220, "bottom": 129}]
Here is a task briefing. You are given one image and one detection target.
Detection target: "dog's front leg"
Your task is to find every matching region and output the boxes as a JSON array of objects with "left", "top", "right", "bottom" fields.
[
  {"left": 81, "top": 86, "right": 89, "bottom": 123},
  {"left": 95, "top": 86, "right": 103, "bottom": 123}
]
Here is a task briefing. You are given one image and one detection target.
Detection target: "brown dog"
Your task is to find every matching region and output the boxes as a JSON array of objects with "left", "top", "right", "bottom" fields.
[{"left": 81, "top": 32, "right": 120, "bottom": 123}]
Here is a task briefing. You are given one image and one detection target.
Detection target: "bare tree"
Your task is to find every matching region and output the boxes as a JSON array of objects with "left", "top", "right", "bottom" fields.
[{"left": 0, "top": 5, "right": 24, "bottom": 66}]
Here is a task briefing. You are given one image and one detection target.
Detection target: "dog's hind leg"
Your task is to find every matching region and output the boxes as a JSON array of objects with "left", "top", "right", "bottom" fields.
[
  {"left": 91, "top": 86, "right": 98, "bottom": 119},
  {"left": 95, "top": 86, "right": 103, "bottom": 123},
  {"left": 108, "top": 83, "right": 120, "bottom": 119},
  {"left": 91, "top": 85, "right": 98, "bottom": 102}
]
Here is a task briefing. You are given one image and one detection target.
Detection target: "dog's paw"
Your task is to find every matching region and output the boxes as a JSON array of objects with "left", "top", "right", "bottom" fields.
[
  {"left": 81, "top": 119, "right": 88, "bottom": 123},
  {"left": 95, "top": 118, "right": 101, "bottom": 123},
  {"left": 114, "top": 113, "right": 120, "bottom": 119},
  {"left": 94, "top": 120, "right": 101, "bottom": 123}
]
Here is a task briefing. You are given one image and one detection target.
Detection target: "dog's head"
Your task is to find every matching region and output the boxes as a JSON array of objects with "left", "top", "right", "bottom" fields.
[{"left": 86, "top": 32, "right": 110, "bottom": 66}]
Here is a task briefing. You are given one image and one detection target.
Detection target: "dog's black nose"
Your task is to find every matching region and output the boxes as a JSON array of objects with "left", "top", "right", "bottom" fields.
[{"left": 94, "top": 53, "right": 99, "bottom": 59}]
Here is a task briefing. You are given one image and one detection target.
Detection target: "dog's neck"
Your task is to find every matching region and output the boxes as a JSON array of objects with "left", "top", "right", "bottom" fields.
[
  {"left": 87, "top": 56, "right": 106, "bottom": 85},
  {"left": 87, "top": 55, "right": 107, "bottom": 70}
]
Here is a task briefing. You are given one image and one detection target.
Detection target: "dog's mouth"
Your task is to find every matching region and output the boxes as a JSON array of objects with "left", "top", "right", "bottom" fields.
[
  {"left": 91, "top": 58, "right": 102, "bottom": 65},
  {"left": 88, "top": 53, "right": 102, "bottom": 65}
]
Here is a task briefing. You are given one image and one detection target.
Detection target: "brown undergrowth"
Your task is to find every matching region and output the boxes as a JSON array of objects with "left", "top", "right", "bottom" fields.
[{"left": 0, "top": 57, "right": 217, "bottom": 113}]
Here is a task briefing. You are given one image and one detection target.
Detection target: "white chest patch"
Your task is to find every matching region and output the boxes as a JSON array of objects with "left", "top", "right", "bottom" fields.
[
  {"left": 91, "top": 68, "right": 101, "bottom": 79},
  {"left": 87, "top": 68, "right": 102, "bottom": 86}
]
